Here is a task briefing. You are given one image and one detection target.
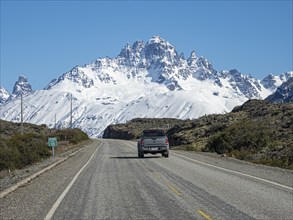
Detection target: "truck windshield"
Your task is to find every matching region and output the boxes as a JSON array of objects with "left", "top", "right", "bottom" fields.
[{"left": 143, "top": 130, "right": 165, "bottom": 137}]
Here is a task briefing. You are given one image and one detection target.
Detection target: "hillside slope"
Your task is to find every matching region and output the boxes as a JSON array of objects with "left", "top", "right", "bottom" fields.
[
  {"left": 0, "top": 120, "right": 89, "bottom": 171},
  {"left": 103, "top": 100, "right": 293, "bottom": 169}
]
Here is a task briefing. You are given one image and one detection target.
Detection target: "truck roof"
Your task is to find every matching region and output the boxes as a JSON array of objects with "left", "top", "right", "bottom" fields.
[{"left": 142, "top": 129, "right": 165, "bottom": 137}]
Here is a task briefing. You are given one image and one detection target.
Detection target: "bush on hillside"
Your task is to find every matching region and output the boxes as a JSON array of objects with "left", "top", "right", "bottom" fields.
[
  {"left": 0, "top": 138, "right": 20, "bottom": 170},
  {"left": 205, "top": 119, "right": 272, "bottom": 155},
  {"left": 0, "top": 134, "right": 50, "bottom": 170},
  {"left": 53, "top": 128, "right": 89, "bottom": 144},
  {"left": 0, "top": 128, "right": 89, "bottom": 171}
]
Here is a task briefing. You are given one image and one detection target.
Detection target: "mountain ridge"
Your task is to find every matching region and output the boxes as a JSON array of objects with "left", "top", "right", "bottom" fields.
[
  {"left": 266, "top": 77, "right": 293, "bottom": 103},
  {"left": 1, "top": 36, "right": 292, "bottom": 137}
]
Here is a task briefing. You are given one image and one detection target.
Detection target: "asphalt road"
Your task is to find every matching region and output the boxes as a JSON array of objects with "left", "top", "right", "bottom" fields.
[{"left": 1, "top": 139, "right": 292, "bottom": 220}]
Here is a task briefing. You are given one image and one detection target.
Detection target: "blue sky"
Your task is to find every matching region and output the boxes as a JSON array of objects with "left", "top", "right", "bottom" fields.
[{"left": 1, "top": 0, "right": 292, "bottom": 92}]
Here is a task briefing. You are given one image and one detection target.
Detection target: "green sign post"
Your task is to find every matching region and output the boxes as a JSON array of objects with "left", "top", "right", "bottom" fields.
[{"left": 48, "top": 137, "right": 57, "bottom": 158}]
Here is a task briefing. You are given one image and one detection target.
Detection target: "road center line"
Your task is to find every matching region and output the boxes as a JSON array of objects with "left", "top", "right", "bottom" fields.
[
  {"left": 165, "top": 181, "right": 182, "bottom": 196},
  {"left": 155, "top": 173, "right": 182, "bottom": 196},
  {"left": 198, "top": 210, "right": 213, "bottom": 220},
  {"left": 172, "top": 152, "right": 293, "bottom": 191},
  {"left": 44, "top": 142, "right": 102, "bottom": 220}
]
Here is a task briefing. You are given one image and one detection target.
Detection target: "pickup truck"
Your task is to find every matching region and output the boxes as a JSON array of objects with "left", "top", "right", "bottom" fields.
[{"left": 137, "top": 129, "right": 169, "bottom": 158}]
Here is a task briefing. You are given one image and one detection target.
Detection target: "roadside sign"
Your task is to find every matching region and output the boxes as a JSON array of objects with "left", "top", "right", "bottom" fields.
[
  {"left": 48, "top": 137, "right": 57, "bottom": 159},
  {"left": 48, "top": 137, "right": 57, "bottom": 147}
]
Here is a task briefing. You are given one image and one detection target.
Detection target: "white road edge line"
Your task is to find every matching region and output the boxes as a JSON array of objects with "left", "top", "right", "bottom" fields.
[
  {"left": 0, "top": 148, "right": 84, "bottom": 199},
  {"left": 171, "top": 152, "right": 293, "bottom": 191},
  {"left": 44, "top": 142, "right": 102, "bottom": 220},
  {"left": 111, "top": 141, "right": 292, "bottom": 191}
]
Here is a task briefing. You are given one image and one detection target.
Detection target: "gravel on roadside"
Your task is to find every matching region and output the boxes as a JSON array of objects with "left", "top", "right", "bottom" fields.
[{"left": 0, "top": 140, "right": 93, "bottom": 192}]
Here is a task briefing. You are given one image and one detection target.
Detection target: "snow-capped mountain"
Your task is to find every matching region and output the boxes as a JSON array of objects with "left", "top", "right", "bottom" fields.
[
  {"left": 261, "top": 72, "right": 293, "bottom": 92},
  {"left": 0, "top": 87, "right": 10, "bottom": 104},
  {"left": 266, "top": 77, "right": 293, "bottom": 103},
  {"left": 45, "top": 36, "right": 269, "bottom": 98},
  {"left": 0, "top": 36, "right": 291, "bottom": 137},
  {"left": 9, "top": 76, "right": 33, "bottom": 100}
]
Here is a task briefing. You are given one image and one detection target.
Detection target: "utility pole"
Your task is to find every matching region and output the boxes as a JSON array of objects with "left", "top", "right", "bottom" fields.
[
  {"left": 55, "top": 113, "right": 57, "bottom": 129},
  {"left": 70, "top": 93, "right": 73, "bottom": 128},
  {"left": 21, "top": 94, "right": 23, "bottom": 135}
]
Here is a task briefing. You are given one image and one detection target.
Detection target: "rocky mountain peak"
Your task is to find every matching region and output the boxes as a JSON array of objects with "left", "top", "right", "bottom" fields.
[
  {"left": 118, "top": 43, "right": 132, "bottom": 58},
  {"left": 0, "top": 86, "right": 10, "bottom": 104},
  {"left": 260, "top": 71, "right": 293, "bottom": 92},
  {"left": 266, "top": 77, "right": 293, "bottom": 103},
  {"left": 148, "top": 35, "right": 166, "bottom": 44},
  {"left": 12, "top": 75, "right": 33, "bottom": 97},
  {"left": 187, "top": 51, "right": 197, "bottom": 66},
  {"left": 179, "top": 52, "right": 185, "bottom": 59},
  {"left": 144, "top": 36, "right": 178, "bottom": 61},
  {"left": 45, "top": 66, "right": 94, "bottom": 90},
  {"left": 190, "top": 51, "right": 197, "bottom": 59},
  {"left": 132, "top": 40, "right": 145, "bottom": 52},
  {"left": 261, "top": 73, "right": 279, "bottom": 91},
  {"left": 41, "top": 36, "right": 290, "bottom": 99},
  {"left": 117, "top": 40, "right": 145, "bottom": 67}
]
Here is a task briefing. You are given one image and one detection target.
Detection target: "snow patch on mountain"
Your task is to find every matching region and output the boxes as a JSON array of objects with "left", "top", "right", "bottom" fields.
[
  {"left": 266, "top": 77, "right": 293, "bottom": 103},
  {"left": 261, "top": 71, "right": 293, "bottom": 93},
  {"left": 1, "top": 80, "right": 246, "bottom": 137},
  {"left": 0, "top": 87, "right": 10, "bottom": 104},
  {"left": 0, "top": 36, "right": 291, "bottom": 137}
]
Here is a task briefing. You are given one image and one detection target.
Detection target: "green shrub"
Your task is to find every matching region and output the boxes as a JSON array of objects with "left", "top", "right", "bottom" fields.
[
  {"left": 252, "top": 158, "right": 288, "bottom": 168},
  {"left": 206, "top": 132, "right": 232, "bottom": 154},
  {"left": 185, "top": 144, "right": 199, "bottom": 151},
  {"left": 205, "top": 120, "right": 272, "bottom": 154},
  {"left": 0, "top": 120, "right": 89, "bottom": 171},
  {"left": 0, "top": 138, "right": 20, "bottom": 170},
  {"left": 228, "top": 150, "right": 254, "bottom": 161},
  {"left": 5, "top": 133, "right": 50, "bottom": 169},
  {"left": 53, "top": 128, "right": 89, "bottom": 144}
]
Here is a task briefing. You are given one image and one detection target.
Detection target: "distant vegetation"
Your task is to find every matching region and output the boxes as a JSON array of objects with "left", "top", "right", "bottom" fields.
[
  {"left": 103, "top": 100, "right": 293, "bottom": 169},
  {"left": 0, "top": 120, "right": 89, "bottom": 171},
  {"left": 103, "top": 118, "right": 182, "bottom": 140}
]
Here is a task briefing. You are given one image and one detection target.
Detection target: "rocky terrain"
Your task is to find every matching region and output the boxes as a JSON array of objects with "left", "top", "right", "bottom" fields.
[
  {"left": 103, "top": 100, "right": 293, "bottom": 169},
  {"left": 266, "top": 77, "right": 293, "bottom": 103}
]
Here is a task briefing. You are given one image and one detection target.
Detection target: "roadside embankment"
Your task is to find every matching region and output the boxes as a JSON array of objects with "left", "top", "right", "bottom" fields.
[{"left": 103, "top": 100, "right": 293, "bottom": 169}]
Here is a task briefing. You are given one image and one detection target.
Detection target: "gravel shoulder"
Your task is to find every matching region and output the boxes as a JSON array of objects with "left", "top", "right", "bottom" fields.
[
  {"left": 0, "top": 139, "right": 101, "bottom": 220},
  {"left": 171, "top": 149, "right": 293, "bottom": 189},
  {"left": 0, "top": 139, "right": 94, "bottom": 192}
]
